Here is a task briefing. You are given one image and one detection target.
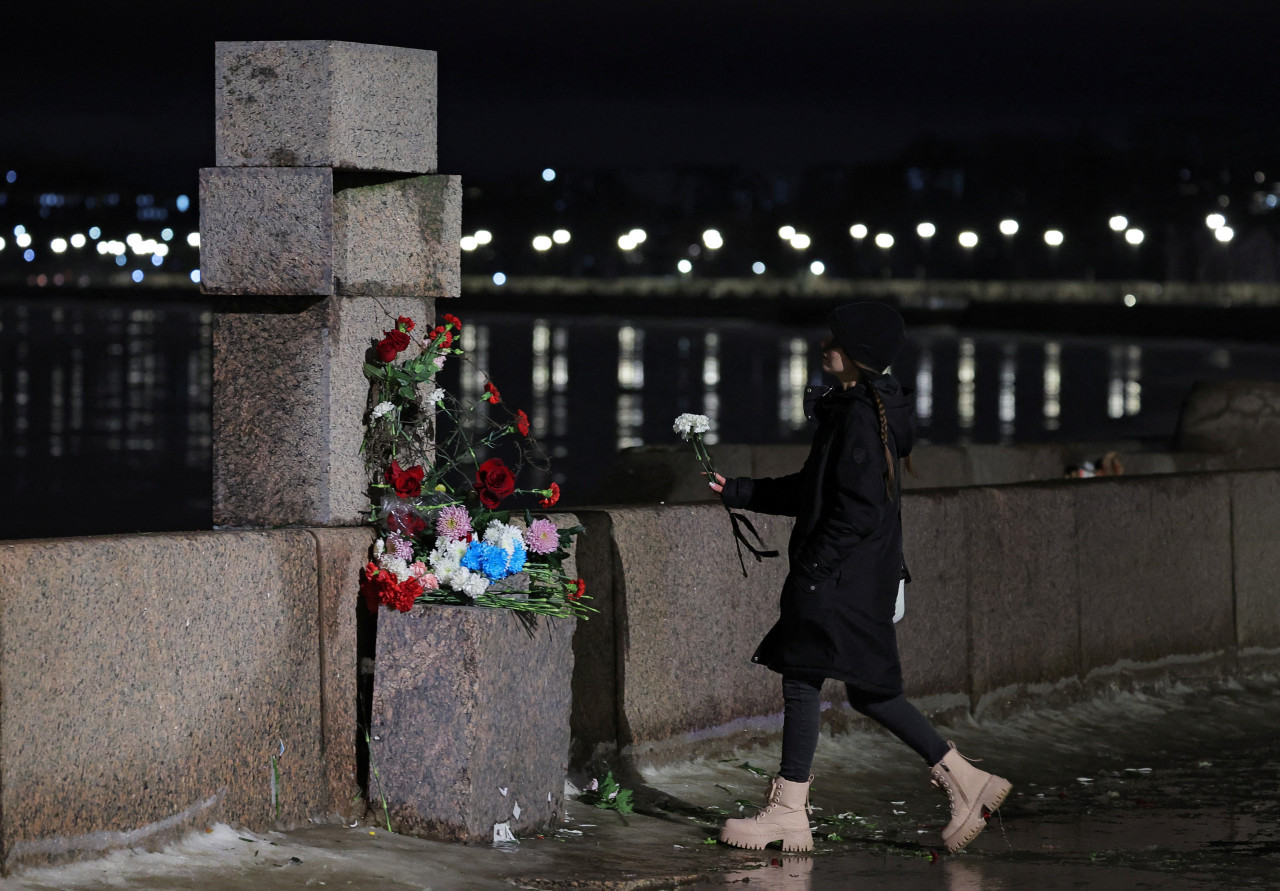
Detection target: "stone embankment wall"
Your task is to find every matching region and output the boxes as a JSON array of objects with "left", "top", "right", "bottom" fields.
[{"left": 571, "top": 468, "right": 1280, "bottom": 766}]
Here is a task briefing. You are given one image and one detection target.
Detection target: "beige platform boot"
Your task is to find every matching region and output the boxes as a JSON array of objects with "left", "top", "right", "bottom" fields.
[
  {"left": 929, "top": 742, "right": 1012, "bottom": 853},
  {"left": 719, "top": 775, "right": 814, "bottom": 852}
]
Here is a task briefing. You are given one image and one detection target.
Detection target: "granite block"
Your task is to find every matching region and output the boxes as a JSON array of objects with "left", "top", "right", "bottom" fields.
[
  {"left": 334, "top": 174, "right": 461, "bottom": 298},
  {"left": 603, "top": 504, "right": 792, "bottom": 746},
  {"left": 961, "top": 484, "right": 1081, "bottom": 702},
  {"left": 1176, "top": 380, "right": 1280, "bottom": 467},
  {"left": 1230, "top": 471, "right": 1280, "bottom": 649},
  {"left": 1074, "top": 475, "right": 1234, "bottom": 671},
  {"left": 309, "top": 526, "right": 376, "bottom": 819},
  {"left": 213, "top": 295, "right": 433, "bottom": 527},
  {"left": 590, "top": 445, "right": 754, "bottom": 505},
  {"left": 369, "top": 606, "right": 575, "bottom": 842},
  {"left": 898, "top": 489, "right": 971, "bottom": 699},
  {"left": 0, "top": 531, "right": 327, "bottom": 871},
  {"left": 199, "top": 167, "right": 334, "bottom": 296},
  {"left": 216, "top": 40, "right": 437, "bottom": 172}
]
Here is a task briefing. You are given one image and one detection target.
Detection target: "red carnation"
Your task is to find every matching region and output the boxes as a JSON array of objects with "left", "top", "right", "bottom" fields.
[
  {"left": 474, "top": 457, "right": 516, "bottom": 509},
  {"left": 386, "top": 510, "right": 426, "bottom": 538},
  {"left": 568, "top": 578, "right": 586, "bottom": 601},
  {"left": 385, "top": 460, "right": 425, "bottom": 498},
  {"left": 484, "top": 381, "right": 501, "bottom": 404},
  {"left": 442, "top": 313, "right": 462, "bottom": 332},
  {"left": 396, "top": 315, "right": 415, "bottom": 333},
  {"left": 393, "top": 576, "right": 423, "bottom": 612},
  {"left": 430, "top": 325, "right": 453, "bottom": 349},
  {"left": 360, "top": 563, "right": 398, "bottom": 612},
  {"left": 539, "top": 482, "right": 560, "bottom": 508},
  {"left": 515, "top": 409, "right": 530, "bottom": 437}
]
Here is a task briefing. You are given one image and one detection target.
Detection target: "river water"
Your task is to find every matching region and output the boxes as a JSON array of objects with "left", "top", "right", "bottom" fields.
[
  {"left": 3, "top": 293, "right": 1280, "bottom": 538},
  {"left": 3, "top": 671, "right": 1277, "bottom": 889}
]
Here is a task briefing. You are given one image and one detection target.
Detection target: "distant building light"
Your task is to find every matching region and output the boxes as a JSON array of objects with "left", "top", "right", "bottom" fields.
[
  {"left": 552, "top": 229, "right": 571, "bottom": 244},
  {"left": 161, "top": 228, "right": 174, "bottom": 241},
  {"left": 1124, "top": 294, "right": 1137, "bottom": 307},
  {"left": 1109, "top": 215, "right": 1128, "bottom": 232},
  {"left": 493, "top": 272, "right": 507, "bottom": 285},
  {"left": 460, "top": 235, "right": 478, "bottom": 251},
  {"left": 176, "top": 194, "right": 190, "bottom": 212},
  {"left": 532, "top": 235, "right": 553, "bottom": 251},
  {"left": 628, "top": 228, "right": 647, "bottom": 244},
  {"left": 752, "top": 261, "right": 766, "bottom": 274},
  {"left": 541, "top": 168, "right": 556, "bottom": 182},
  {"left": 809, "top": 260, "right": 825, "bottom": 275},
  {"left": 88, "top": 226, "right": 101, "bottom": 239},
  {"left": 677, "top": 259, "right": 693, "bottom": 274},
  {"left": 1214, "top": 226, "right": 1234, "bottom": 243},
  {"left": 789, "top": 233, "right": 811, "bottom": 250},
  {"left": 5, "top": 170, "right": 15, "bottom": 184},
  {"left": 132, "top": 270, "right": 145, "bottom": 283},
  {"left": 702, "top": 229, "right": 724, "bottom": 250},
  {"left": 618, "top": 234, "right": 638, "bottom": 251},
  {"left": 13, "top": 224, "right": 25, "bottom": 236},
  {"left": 190, "top": 269, "right": 202, "bottom": 284},
  {"left": 874, "top": 233, "right": 894, "bottom": 249},
  {"left": 1268, "top": 194, "right": 1279, "bottom": 209},
  {"left": 1205, "top": 213, "right": 1225, "bottom": 230},
  {"left": 916, "top": 222, "right": 936, "bottom": 239},
  {"left": 778, "top": 225, "right": 797, "bottom": 240},
  {"left": 23, "top": 248, "right": 35, "bottom": 262},
  {"left": 70, "top": 233, "right": 86, "bottom": 248},
  {"left": 50, "top": 238, "right": 68, "bottom": 253},
  {"left": 187, "top": 232, "right": 200, "bottom": 247},
  {"left": 154, "top": 243, "right": 168, "bottom": 257},
  {"left": 999, "top": 219, "right": 1019, "bottom": 236},
  {"left": 151, "top": 255, "right": 164, "bottom": 267},
  {"left": 115, "top": 255, "right": 127, "bottom": 266},
  {"left": 136, "top": 194, "right": 154, "bottom": 207},
  {"left": 849, "top": 224, "right": 868, "bottom": 239},
  {"left": 0, "top": 236, "right": 5, "bottom": 251},
  {"left": 1125, "top": 228, "right": 1144, "bottom": 245},
  {"left": 15, "top": 232, "right": 32, "bottom": 248},
  {"left": 1044, "top": 229, "right": 1064, "bottom": 246},
  {"left": 474, "top": 229, "right": 493, "bottom": 245},
  {"left": 958, "top": 231, "right": 979, "bottom": 249}
]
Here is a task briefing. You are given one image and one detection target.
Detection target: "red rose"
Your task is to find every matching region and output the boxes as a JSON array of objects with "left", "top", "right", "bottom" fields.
[
  {"left": 376, "top": 337, "right": 400, "bottom": 362},
  {"left": 383, "top": 329, "right": 410, "bottom": 352},
  {"left": 387, "top": 510, "right": 426, "bottom": 538},
  {"left": 442, "top": 313, "right": 462, "bottom": 332},
  {"left": 396, "top": 315, "right": 415, "bottom": 333},
  {"left": 385, "top": 460, "right": 425, "bottom": 498},
  {"left": 474, "top": 457, "right": 516, "bottom": 509},
  {"left": 568, "top": 578, "right": 585, "bottom": 601},
  {"left": 484, "top": 381, "right": 501, "bottom": 404},
  {"left": 539, "top": 482, "right": 560, "bottom": 508},
  {"left": 515, "top": 409, "right": 530, "bottom": 437}
]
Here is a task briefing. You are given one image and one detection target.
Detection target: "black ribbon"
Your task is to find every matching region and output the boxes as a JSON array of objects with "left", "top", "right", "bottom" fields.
[{"left": 726, "top": 507, "right": 780, "bottom": 577}]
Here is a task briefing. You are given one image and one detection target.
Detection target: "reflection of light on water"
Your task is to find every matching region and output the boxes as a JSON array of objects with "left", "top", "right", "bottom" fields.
[
  {"left": 1043, "top": 342, "right": 1061, "bottom": 431},
  {"left": 460, "top": 324, "right": 489, "bottom": 432},
  {"left": 1125, "top": 345, "right": 1142, "bottom": 416},
  {"left": 778, "top": 337, "right": 807, "bottom": 432},
  {"left": 998, "top": 344, "right": 1017, "bottom": 441},
  {"left": 615, "top": 325, "right": 644, "bottom": 450},
  {"left": 531, "top": 320, "right": 550, "bottom": 434},
  {"left": 551, "top": 327, "right": 568, "bottom": 441},
  {"left": 957, "top": 338, "right": 975, "bottom": 431},
  {"left": 1107, "top": 345, "right": 1125, "bottom": 419},
  {"left": 702, "top": 332, "right": 720, "bottom": 444},
  {"left": 915, "top": 343, "right": 933, "bottom": 426}
]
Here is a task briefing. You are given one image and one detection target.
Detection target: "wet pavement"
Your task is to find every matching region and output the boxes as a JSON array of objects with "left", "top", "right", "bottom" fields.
[{"left": 4, "top": 672, "right": 1278, "bottom": 890}]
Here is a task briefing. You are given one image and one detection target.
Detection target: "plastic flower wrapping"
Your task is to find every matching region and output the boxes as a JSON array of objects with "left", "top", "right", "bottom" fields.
[{"left": 359, "top": 314, "right": 590, "bottom": 619}]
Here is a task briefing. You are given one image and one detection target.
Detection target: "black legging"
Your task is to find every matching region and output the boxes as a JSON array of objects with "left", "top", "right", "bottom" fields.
[{"left": 778, "top": 673, "right": 950, "bottom": 782}]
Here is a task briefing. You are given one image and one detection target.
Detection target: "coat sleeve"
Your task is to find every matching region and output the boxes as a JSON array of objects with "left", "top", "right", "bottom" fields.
[
  {"left": 791, "top": 412, "right": 892, "bottom": 581},
  {"left": 721, "top": 473, "right": 805, "bottom": 517}
]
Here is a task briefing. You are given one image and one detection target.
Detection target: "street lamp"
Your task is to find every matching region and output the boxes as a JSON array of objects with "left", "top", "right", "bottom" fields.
[
  {"left": 702, "top": 229, "right": 724, "bottom": 250},
  {"left": 1124, "top": 228, "right": 1144, "bottom": 246},
  {"left": 1043, "top": 230, "right": 1064, "bottom": 246},
  {"left": 958, "top": 231, "right": 979, "bottom": 249},
  {"left": 849, "top": 224, "right": 868, "bottom": 240},
  {"left": 999, "top": 219, "right": 1019, "bottom": 236},
  {"left": 916, "top": 222, "right": 936, "bottom": 239},
  {"left": 1109, "top": 215, "right": 1128, "bottom": 232},
  {"left": 1214, "top": 226, "right": 1234, "bottom": 243}
]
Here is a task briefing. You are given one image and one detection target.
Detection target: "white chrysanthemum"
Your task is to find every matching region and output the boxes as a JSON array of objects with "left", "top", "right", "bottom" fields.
[
  {"left": 371, "top": 401, "right": 395, "bottom": 421},
  {"left": 378, "top": 554, "right": 411, "bottom": 582},
  {"left": 428, "top": 537, "right": 468, "bottom": 583},
  {"left": 374, "top": 538, "right": 386, "bottom": 557},
  {"left": 672, "top": 413, "right": 712, "bottom": 440},
  {"left": 484, "top": 520, "right": 524, "bottom": 556},
  {"left": 427, "top": 387, "right": 445, "bottom": 404}
]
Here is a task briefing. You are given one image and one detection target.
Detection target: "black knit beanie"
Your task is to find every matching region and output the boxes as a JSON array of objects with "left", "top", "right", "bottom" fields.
[{"left": 826, "top": 302, "right": 905, "bottom": 374}]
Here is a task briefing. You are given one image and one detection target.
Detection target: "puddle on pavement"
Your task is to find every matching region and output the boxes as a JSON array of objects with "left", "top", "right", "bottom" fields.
[{"left": 3, "top": 674, "right": 1278, "bottom": 890}]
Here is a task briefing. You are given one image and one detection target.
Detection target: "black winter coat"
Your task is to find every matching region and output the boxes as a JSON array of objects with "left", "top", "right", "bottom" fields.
[{"left": 722, "top": 375, "right": 916, "bottom": 696}]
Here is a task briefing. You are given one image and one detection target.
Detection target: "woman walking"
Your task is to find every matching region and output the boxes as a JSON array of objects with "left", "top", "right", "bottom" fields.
[{"left": 710, "top": 302, "right": 1010, "bottom": 854}]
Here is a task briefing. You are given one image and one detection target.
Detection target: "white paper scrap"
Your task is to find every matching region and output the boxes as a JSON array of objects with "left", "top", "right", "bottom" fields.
[
  {"left": 499, "top": 787, "right": 509, "bottom": 796},
  {"left": 493, "top": 822, "right": 517, "bottom": 844},
  {"left": 513, "top": 802, "right": 522, "bottom": 820}
]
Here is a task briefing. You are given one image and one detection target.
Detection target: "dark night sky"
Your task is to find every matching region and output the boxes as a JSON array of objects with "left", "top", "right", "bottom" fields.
[{"left": 3, "top": 1, "right": 1278, "bottom": 189}]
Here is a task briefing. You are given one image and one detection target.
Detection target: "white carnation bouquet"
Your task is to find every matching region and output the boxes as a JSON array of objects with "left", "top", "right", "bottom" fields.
[{"left": 673, "top": 413, "right": 717, "bottom": 481}]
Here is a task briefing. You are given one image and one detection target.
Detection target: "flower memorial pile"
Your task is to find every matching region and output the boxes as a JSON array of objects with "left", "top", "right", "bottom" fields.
[
  {"left": 673, "top": 412, "right": 778, "bottom": 577},
  {"left": 359, "top": 313, "right": 590, "bottom": 618}
]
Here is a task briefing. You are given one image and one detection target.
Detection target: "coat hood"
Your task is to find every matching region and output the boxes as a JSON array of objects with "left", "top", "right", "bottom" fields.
[{"left": 804, "top": 375, "right": 916, "bottom": 457}]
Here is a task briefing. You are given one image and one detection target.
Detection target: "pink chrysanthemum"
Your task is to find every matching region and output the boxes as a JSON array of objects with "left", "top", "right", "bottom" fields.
[
  {"left": 386, "top": 534, "right": 414, "bottom": 561},
  {"left": 524, "top": 518, "right": 560, "bottom": 556},
  {"left": 436, "top": 505, "right": 472, "bottom": 541}
]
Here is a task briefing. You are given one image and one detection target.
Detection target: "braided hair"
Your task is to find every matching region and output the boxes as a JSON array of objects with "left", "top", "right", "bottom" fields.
[{"left": 855, "top": 363, "right": 914, "bottom": 500}]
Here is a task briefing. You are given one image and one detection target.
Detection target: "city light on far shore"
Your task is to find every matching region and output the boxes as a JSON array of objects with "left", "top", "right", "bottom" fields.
[
  {"left": 187, "top": 232, "right": 200, "bottom": 247},
  {"left": 50, "top": 238, "right": 68, "bottom": 253},
  {"left": 552, "top": 229, "right": 571, "bottom": 244},
  {"left": 1205, "top": 213, "right": 1226, "bottom": 230},
  {"left": 1109, "top": 215, "right": 1129, "bottom": 232},
  {"left": 70, "top": 233, "right": 86, "bottom": 248},
  {"left": 460, "top": 236, "right": 478, "bottom": 251},
  {"left": 789, "top": 233, "right": 811, "bottom": 250},
  {"left": 849, "top": 224, "right": 868, "bottom": 240},
  {"left": 958, "top": 231, "right": 979, "bottom": 249},
  {"left": 532, "top": 235, "right": 553, "bottom": 251},
  {"left": 809, "top": 260, "right": 825, "bottom": 275},
  {"left": 702, "top": 229, "right": 724, "bottom": 250},
  {"left": 1214, "top": 226, "right": 1234, "bottom": 243},
  {"left": 917, "top": 222, "right": 936, "bottom": 239},
  {"left": 999, "top": 219, "right": 1019, "bottom": 236},
  {"left": 778, "top": 225, "right": 796, "bottom": 240},
  {"left": 1044, "top": 229, "right": 1064, "bottom": 246},
  {"left": 677, "top": 259, "right": 693, "bottom": 274},
  {"left": 752, "top": 261, "right": 766, "bottom": 274},
  {"left": 874, "top": 233, "right": 894, "bottom": 250},
  {"left": 1125, "top": 228, "right": 1145, "bottom": 245}
]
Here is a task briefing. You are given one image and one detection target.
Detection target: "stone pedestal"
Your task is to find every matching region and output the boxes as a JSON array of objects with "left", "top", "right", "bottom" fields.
[
  {"left": 369, "top": 606, "right": 576, "bottom": 842},
  {"left": 212, "top": 294, "right": 433, "bottom": 527}
]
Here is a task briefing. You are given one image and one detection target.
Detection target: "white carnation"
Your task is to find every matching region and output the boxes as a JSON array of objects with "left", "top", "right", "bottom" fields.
[
  {"left": 458, "top": 571, "right": 491, "bottom": 599},
  {"left": 673, "top": 413, "right": 711, "bottom": 440},
  {"left": 427, "top": 387, "right": 445, "bottom": 404},
  {"left": 428, "top": 537, "right": 468, "bottom": 583},
  {"left": 378, "top": 554, "right": 411, "bottom": 582},
  {"left": 371, "top": 401, "right": 396, "bottom": 421}
]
